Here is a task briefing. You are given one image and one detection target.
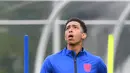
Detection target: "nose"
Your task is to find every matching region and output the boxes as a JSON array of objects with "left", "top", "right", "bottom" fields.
[{"left": 69, "top": 28, "right": 73, "bottom": 33}]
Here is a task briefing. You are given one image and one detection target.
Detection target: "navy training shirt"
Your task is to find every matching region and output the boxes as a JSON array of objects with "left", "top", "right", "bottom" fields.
[{"left": 40, "top": 47, "right": 107, "bottom": 73}]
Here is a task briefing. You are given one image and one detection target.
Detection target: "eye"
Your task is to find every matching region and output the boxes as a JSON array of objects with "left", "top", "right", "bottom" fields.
[
  {"left": 74, "top": 26, "right": 77, "bottom": 28},
  {"left": 66, "top": 27, "right": 69, "bottom": 30}
]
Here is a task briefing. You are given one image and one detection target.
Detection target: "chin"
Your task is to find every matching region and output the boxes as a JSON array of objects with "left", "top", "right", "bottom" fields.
[
  {"left": 67, "top": 40, "right": 81, "bottom": 45},
  {"left": 68, "top": 42, "right": 76, "bottom": 45}
]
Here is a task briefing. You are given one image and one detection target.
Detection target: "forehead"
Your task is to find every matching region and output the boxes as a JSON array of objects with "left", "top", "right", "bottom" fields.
[{"left": 66, "top": 21, "right": 81, "bottom": 27}]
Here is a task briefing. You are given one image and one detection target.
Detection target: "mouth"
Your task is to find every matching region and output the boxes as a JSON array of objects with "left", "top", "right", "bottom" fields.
[{"left": 68, "top": 34, "right": 74, "bottom": 39}]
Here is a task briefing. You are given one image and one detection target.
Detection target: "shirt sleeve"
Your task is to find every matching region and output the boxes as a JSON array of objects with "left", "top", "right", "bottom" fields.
[
  {"left": 40, "top": 56, "right": 53, "bottom": 73},
  {"left": 97, "top": 57, "right": 107, "bottom": 73}
]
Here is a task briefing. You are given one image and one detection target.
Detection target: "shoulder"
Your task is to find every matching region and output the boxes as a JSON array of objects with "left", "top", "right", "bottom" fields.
[
  {"left": 85, "top": 51, "right": 106, "bottom": 67},
  {"left": 86, "top": 51, "right": 102, "bottom": 61},
  {"left": 41, "top": 51, "right": 63, "bottom": 72},
  {"left": 44, "top": 50, "right": 63, "bottom": 61},
  {"left": 85, "top": 51, "right": 106, "bottom": 65}
]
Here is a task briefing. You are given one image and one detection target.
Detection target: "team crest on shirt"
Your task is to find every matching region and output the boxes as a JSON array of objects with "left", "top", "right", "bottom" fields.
[{"left": 83, "top": 63, "right": 91, "bottom": 72}]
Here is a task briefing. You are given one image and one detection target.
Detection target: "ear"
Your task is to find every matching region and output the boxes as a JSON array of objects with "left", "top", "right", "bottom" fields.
[{"left": 82, "top": 33, "right": 87, "bottom": 40}]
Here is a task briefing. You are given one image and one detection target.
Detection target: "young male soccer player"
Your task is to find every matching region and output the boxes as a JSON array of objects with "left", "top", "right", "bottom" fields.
[{"left": 40, "top": 17, "right": 107, "bottom": 73}]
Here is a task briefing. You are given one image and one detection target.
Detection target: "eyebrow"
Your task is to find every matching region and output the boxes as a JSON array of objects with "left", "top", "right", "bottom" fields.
[{"left": 66, "top": 24, "right": 78, "bottom": 27}]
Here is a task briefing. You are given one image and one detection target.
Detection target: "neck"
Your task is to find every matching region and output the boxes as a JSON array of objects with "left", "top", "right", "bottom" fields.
[{"left": 67, "top": 42, "right": 83, "bottom": 55}]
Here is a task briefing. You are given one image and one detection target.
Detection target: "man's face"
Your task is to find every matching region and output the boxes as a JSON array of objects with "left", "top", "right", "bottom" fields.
[{"left": 65, "top": 21, "right": 86, "bottom": 45}]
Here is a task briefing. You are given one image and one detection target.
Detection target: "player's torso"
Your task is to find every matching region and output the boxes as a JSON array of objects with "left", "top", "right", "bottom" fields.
[{"left": 51, "top": 55, "right": 98, "bottom": 73}]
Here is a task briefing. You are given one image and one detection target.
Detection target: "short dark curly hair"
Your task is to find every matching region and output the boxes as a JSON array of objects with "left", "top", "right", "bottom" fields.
[{"left": 65, "top": 17, "right": 87, "bottom": 34}]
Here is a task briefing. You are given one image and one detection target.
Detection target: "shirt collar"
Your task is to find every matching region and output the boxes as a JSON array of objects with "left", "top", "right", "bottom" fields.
[{"left": 63, "top": 47, "right": 86, "bottom": 57}]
